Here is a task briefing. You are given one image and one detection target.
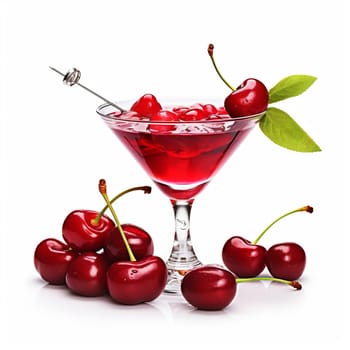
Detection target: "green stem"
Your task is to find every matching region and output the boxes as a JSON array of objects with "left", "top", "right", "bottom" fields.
[
  {"left": 251, "top": 205, "right": 313, "bottom": 245},
  {"left": 91, "top": 185, "right": 151, "bottom": 226},
  {"left": 99, "top": 181, "right": 137, "bottom": 262},
  {"left": 207, "top": 43, "right": 236, "bottom": 91},
  {"left": 236, "top": 277, "right": 302, "bottom": 290}
]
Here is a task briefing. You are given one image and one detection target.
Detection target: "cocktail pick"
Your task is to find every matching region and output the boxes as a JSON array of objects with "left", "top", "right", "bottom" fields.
[{"left": 49, "top": 67, "right": 126, "bottom": 113}]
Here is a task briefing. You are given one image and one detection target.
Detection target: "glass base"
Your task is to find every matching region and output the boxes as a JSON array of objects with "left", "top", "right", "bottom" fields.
[{"left": 164, "top": 257, "right": 202, "bottom": 293}]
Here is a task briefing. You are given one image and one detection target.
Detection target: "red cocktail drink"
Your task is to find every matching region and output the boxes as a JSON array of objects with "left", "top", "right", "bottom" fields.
[{"left": 110, "top": 120, "right": 255, "bottom": 200}]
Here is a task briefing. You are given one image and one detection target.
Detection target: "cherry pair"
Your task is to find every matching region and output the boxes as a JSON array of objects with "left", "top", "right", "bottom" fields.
[
  {"left": 34, "top": 181, "right": 167, "bottom": 304},
  {"left": 222, "top": 206, "right": 313, "bottom": 280}
]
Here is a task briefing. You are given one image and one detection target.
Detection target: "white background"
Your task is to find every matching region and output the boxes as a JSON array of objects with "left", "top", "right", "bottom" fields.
[{"left": 1, "top": 0, "right": 347, "bottom": 348}]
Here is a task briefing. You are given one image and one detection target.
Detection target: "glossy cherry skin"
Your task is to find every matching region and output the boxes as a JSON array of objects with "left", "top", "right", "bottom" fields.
[
  {"left": 265, "top": 242, "right": 306, "bottom": 280},
  {"left": 34, "top": 238, "right": 78, "bottom": 285},
  {"left": 181, "top": 265, "right": 237, "bottom": 310},
  {"left": 62, "top": 210, "right": 115, "bottom": 252},
  {"left": 149, "top": 110, "right": 178, "bottom": 132},
  {"left": 224, "top": 78, "right": 269, "bottom": 118},
  {"left": 131, "top": 94, "right": 162, "bottom": 117},
  {"left": 222, "top": 236, "right": 267, "bottom": 277},
  {"left": 65, "top": 252, "right": 108, "bottom": 297},
  {"left": 107, "top": 256, "right": 167, "bottom": 305},
  {"left": 103, "top": 223, "right": 154, "bottom": 263}
]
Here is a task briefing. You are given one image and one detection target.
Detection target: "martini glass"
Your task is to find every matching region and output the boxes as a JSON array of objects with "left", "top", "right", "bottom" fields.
[{"left": 97, "top": 99, "right": 263, "bottom": 293}]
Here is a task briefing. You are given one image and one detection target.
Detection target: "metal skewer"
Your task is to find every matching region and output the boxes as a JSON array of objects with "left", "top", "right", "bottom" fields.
[{"left": 49, "top": 67, "right": 126, "bottom": 112}]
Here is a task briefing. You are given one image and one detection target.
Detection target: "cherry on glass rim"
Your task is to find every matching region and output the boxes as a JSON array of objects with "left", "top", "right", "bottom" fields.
[{"left": 207, "top": 43, "right": 269, "bottom": 118}]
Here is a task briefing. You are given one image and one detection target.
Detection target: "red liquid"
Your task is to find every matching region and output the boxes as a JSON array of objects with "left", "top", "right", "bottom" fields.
[{"left": 109, "top": 120, "right": 256, "bottom": 200}]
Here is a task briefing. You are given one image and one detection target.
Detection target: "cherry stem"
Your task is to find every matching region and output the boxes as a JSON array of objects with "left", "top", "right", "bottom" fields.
[
  {"left": 91, "top": 185, "right": 152, "bottom": 226},
  {"left": 236, "top": 277, "right": 302, "bottom": 290},
  {"left": 207, "top": 43, "right": 236, "bottom": 91},
  {"left": 251, "top": 205, "right": 313, "bottom": 245},
  {"left": 98, "top": 179, "right": 137, "bottom": 262}
]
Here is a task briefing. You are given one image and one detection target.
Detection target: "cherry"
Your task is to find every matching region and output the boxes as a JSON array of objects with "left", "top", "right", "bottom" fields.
[
  {"left": 222, "top": 205, "right": 313, "bottom": 277},
  {"left": 265, "top": 242, "right": 306, "bottom": 280},
  {"left": 34, "top": 238, "right": 78, "bottom": 285},
  {"left": 98, "top": 179, "right": 167, "bottom": 304},
  {"left": 131, "top": 94, "right": 162, "bottom": 117},
  {"left": 107, "top": 255, "right": 167, "bottom": 304},
  {"left": 202, "top": 103, "right": 218, "bottom": 115},
  {"left": 65, "top": 252, "right": 108, "bottom": 297},
  {"left": 207, "top": 43, "right": 269, "bottom": 118},
  {"left": 222, "top": 236, "right": 266, "bottom": 277},
  {"left": 103, "top": 223, "right": 154, "bottom": 263},
  {"left": 224, "top": 79, "right": 269, "bottom": 117},
  {"left": 62, "top": 210, "right": 115, "bottom": 252},
  {"left": 180, "top": 108, "right": 207, "bottom": 121},
  {"left": 172, "top": 106, "right": 189, "bottom": 115},
  {"left": 149, "top": 110, "right": 178, "bottom": 132},
  {"left": 181, "top": 265, "right": 237, "bottom": 310},
  {"left": 181, "top": 265, "right": 302, "bottom": 311},
  {"left": 171, "top": 103, "right": 219, "bottom": 121}
]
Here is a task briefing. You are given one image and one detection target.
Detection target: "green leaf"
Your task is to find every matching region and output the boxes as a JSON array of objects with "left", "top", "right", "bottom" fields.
[
  {"left": 268, "top": 75, "right": 317, "bottom": 103},
  {"left": 259, "top": 107, "right": 321, "bottom": 152}
]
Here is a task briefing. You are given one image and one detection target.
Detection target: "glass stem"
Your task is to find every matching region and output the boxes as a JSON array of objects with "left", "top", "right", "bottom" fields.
[{"left": 165, "top": 199, "right": 202, "bottom": 293}]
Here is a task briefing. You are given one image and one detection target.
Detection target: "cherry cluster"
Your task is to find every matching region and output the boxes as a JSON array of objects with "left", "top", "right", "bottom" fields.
[
  {"left": 34, "top": 182, "right": 167, "bottom": 304},
  {"left": 130, "top": 94, "right": 229, "bottom": 122},
  {"left": 111, "top": 94, "right": 233, "bottom": 133}
]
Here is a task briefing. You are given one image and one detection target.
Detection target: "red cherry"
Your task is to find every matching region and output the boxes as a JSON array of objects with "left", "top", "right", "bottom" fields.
[
  {"left": 202, "top": 103, "right": 218, "bottom": 116},
  {"left": 265, "top": 242, "right": 306, "bottom": 280},
  {"left": 181, "top": 265, "right": 237, "bottom": 310},
  {"left": 130, "top": 94, "right": 162, "bottom": 117},
  {"left": 222, "top": 236, "right": 267, "bottom": 277},
  {"left": 207, "top": 44, "right": 268, "bottom": 118},
  {"left": 172, "top": 106, "right": 190, "bottom": 115},
  {"left": 224, "top": 79, "right": 269, "bottom": 117},
  {"left": 149, "top": 110, "right": 178, "bottom": 132},
  {"left": 107, "top": 255, "right": 167, "bottom": 304},
  {"left": 180, "top": 108, "right": 207, "bottom": 121},
  {"left": 34, "top": 238, "right": 78, "bottom": 285},
  {"left": 65, "top": 252, "right": 108, "bottom": 297},
  {"left": 181, "top": 265, "right": 302, "bottom": 310},
  {"left": 62, "top": 210, "right": 115, "bottom": 252},
  {"left": 103, "top": 223, "right": 154, "bottom": 263},
  {"left": 217, "top": 106, "right": 228, "bottom": 115}
]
